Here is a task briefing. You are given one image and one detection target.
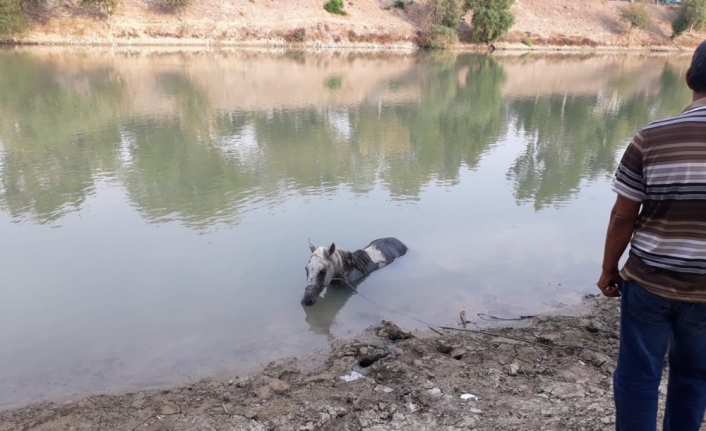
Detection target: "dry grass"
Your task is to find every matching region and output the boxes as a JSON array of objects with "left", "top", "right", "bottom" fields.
[{"left": 283, "top": 28, "right": 306, "bottom": 43}]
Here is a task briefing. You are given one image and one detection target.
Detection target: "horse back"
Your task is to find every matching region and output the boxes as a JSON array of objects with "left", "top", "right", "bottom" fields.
[{"left": 365, "top": 237, "right": 407, "bottom": 264}]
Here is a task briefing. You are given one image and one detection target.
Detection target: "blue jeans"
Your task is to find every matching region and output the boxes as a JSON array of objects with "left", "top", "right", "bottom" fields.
[{"left": 615, "top": 281, "right": 706, "bottom": 431}]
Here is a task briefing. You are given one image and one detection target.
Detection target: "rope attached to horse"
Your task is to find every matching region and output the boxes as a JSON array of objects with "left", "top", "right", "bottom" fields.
[{"left": 333, "top": 279, "right": 616, "bottom": 359}]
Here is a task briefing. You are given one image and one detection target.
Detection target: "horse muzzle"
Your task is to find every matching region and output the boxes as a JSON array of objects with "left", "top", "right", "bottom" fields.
[{"left": 301, "top": 286, "right": 319, "bottom": 306}]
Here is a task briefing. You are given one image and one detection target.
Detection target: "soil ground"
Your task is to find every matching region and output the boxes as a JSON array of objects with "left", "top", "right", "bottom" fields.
[
  {"left": 1, "top": 295, "right": 673, "bottom": 431},
  {"left": 8, "top": 0, "right": 706, "bottom": 50}
]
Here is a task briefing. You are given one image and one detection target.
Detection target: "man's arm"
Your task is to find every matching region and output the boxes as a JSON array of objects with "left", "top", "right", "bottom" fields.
[{"left": 597, "top": 195, "right": 641, "bottom": 297}]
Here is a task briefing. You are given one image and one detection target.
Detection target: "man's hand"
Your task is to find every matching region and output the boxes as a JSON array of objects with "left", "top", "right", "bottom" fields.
[
  {"left": 598, "top": 195, "right": 640, "bottom": 298},
  {"left": 597, "top": 269, "right": 622, "bottom": 297}
]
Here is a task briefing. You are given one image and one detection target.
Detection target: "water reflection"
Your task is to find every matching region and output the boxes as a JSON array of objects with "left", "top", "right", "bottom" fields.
[
  {"left": 0, "top": 50, "right": 692, "bottom": 227},
  {"left": 0, "top": 51, "right": 126, "bottom": 223},
  {"left": 0, "top": 49, "right": 696, "bottom": 408},
  {"left": 507, "top": 62, "right": 691, "bottom": 210},
  {"left": 381, "top": 55, "right": 507, "bottom": 195},
  {"left": 302, "top": 277, "right": 364, "bottom": 335}
]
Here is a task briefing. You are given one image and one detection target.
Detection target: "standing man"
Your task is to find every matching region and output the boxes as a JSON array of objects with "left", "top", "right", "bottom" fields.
[{"left": 599, "top": 40, "right": 706, "bottom": 431}]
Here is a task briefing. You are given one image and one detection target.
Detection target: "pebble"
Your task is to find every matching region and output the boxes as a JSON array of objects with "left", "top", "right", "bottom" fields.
[
  {"left": 374, "top": 385, "right": 394, "bottom": 393},
  {"left": 507, "top": 362, "right": 521, "bottom": 376}
]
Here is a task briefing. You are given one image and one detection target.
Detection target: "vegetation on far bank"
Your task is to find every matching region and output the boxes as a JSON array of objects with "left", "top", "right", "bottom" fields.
[
  {"left": 0, "top": 0, "right": 24, "bottom": 36},
  {"left": 0, "top": 0, "right": 518, "bottom": 47},
  {"left": 672, "top": 0, "right": 706, "bottom": 37},
  {"left": 1, "top": 0, "right": 706, "bottom": 48},
  {"left": 620, "top": 2, "right": 652, "bottom": 46},
  {"left": 417, "top": 0, "right": 515, "bottom": 49},
  {"left": 324, "top": 0, "right": 347, "bottom": 16}
]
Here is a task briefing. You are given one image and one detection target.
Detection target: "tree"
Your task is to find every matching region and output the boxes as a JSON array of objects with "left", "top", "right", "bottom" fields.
[
  {"left": 420, "top": 25, "right": 458, "bottom": 49},
  {"left": 471, "top": 6, "right": 515, "bottom": 43},
  {"left": 620, "top": 3, "right": 652, "bottom": 45},
  {"left": 80, "top": 0, "right": 119, "bottom": 31},
  {"left": 672, "top": 0, "right": 706, "bottom": 37},
  {"left": 80, "top": 0, "right": 118, "bottom": 15},
  {"left": 467, "top": 0, "right": 515, "bottom": 44},
  {"left": 465, "top": 0, "right": 514, "bottom": 10},
  {"left": 163, "top": 0, "right": 188, "bottom": 8},
  {"left": 0, "top": 0, "right": 26, "bottom": 37},
  {"left": 431, "top": 0, "right": 465, "bottom": 29},
  {"left": 420, "top": 0, "right": 515, "bottom": 48}
]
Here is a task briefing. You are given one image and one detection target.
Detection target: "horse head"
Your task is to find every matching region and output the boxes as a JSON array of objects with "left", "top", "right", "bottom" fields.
[{"left": 301, "top": 239, "right": 337, "bottom": 306}]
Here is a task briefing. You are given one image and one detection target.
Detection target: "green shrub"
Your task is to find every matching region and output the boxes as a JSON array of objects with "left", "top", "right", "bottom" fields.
[
  {"left": 620, "top": 3, "right": 652, "bottom": 36},
  {"left": 672, "top": 0, "right": 706, "bottom": 37},
  {"left": 431, "top": 0, "right": 464, "bottom": 29},
  {"left": 22, "top": 0, "right": 46, "bottom": 7},
  {"left": 163, "top": 0, "right": 188, "bottom": 8},
  {"left": 80, "top": 0, "right": 119, "bottom": 16},
  {"left": 0, "top": 0, "right": 26, "bottom": 37},
  {"left": 465, "top": 0, "right": 514, "bottom": 13},
  {"left": 324, "top": 0, "right": 346, "bottom": 15},
  {"left": 393, "top": 0, "right": 404, "bottom": 9},
  {"left": 419, "top": 24, "right": 458, "bottom": 50},
  {"left": 672, "top": 13, "right": 690, "bottom": 37},
  {"left": 471, "top": 5, "right": 515, "bottom": 43},
  {"left": 522, "top": 36, "right": 532, "bottom": 46}
]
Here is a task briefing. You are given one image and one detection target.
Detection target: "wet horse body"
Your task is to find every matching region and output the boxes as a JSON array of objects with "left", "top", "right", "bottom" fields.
[
  {"left": 334, "top": 238, "right": 407, "bottom": 285},
  {"left": 302, "top": 237, "right": 407, "bottom": 306}
]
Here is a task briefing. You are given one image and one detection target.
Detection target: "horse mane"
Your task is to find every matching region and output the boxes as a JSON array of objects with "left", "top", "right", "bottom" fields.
[{"left": 331, "top": 248, "right": 374, "bottom": 277}]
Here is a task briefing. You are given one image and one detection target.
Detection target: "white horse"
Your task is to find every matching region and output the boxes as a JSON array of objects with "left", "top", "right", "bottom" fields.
[{"left": 301, "top": 237, "right": 407, "bottom": 306}]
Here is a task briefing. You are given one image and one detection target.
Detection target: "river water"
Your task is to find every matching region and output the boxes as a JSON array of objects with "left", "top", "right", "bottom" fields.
[{"left": 0, "top": 48, "right": 693, "bottom": 408}]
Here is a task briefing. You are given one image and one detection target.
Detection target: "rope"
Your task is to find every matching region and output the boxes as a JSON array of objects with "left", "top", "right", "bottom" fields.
[
  {"left": 477, "top": 313, "right": 536, "bottom": 322},
  {"left": 335, "top": 281, "right": 616, "bottom": 359}
]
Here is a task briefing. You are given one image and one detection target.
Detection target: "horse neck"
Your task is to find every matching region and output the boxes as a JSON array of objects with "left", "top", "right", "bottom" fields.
[{"left": 333, "top": 248, "right": 372, "bottom": 275}]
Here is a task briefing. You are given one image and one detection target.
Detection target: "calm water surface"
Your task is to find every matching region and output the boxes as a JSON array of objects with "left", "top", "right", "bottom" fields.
[{"left": 0, "top": 48, "right": 693, "bottom": 407}]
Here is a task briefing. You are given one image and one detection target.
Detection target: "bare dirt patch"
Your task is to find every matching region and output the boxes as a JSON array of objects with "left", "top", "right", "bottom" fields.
[
  {"left": 501, "top": 0, "right": 697, "bottom": 50},
  {"left": 1, "top": 295, "right": 659, "bottom": 431}
]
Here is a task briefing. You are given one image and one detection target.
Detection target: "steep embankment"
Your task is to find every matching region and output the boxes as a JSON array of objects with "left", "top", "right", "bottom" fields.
[{"left": 9, "top": 0, "right": 706, "bottom": 50}]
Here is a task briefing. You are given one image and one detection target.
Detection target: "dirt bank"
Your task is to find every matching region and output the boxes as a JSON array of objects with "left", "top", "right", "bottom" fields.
[
  {"left": 7, "top": 0, "right": 706, "bottom": 50},
  {"left": 1, "top": 295, "right": 666, "bottom": 431}
]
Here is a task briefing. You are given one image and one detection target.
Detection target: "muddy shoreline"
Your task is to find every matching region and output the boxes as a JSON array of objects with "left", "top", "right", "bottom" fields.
[
  {"left": 0, "top": 39, "right": 695, "bottom": 53},
  {"left": 1, "top": 295, "right": 665, "bottom": 431}
]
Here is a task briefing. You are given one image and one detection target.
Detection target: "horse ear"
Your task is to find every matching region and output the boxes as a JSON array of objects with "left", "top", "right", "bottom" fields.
[
  {"left": 328, "top": 243, "right": 336, "bottom": 256},
  {"left": 309, "top": 238, "right": 316, "bottom": 253}
]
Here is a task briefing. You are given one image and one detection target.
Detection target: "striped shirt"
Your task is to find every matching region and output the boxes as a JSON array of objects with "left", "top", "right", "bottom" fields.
[{"left": 612, "top": 98, "right": 706, "bottom": 302}]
